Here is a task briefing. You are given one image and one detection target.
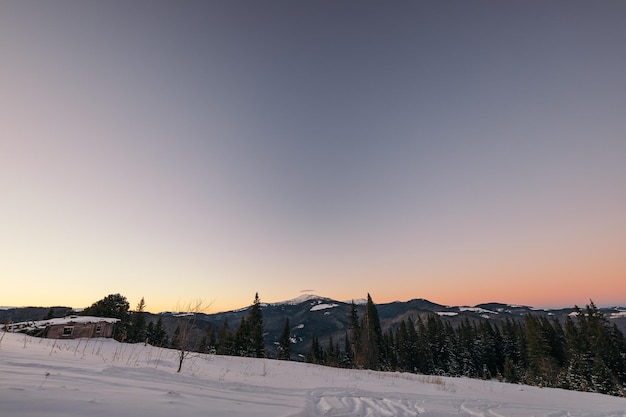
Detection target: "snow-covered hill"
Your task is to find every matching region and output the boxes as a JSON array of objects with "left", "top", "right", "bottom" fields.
[{"left": 1, "top": 333, "right": 624, "bottom": 417}]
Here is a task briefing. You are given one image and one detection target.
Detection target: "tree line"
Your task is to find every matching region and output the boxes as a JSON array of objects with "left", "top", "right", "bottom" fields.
[
  {"left": 302, "top": 295, "right": 626, "bottom": 397},
  {"left": 80, "top": 292, "right": 625, "bottom": 396},
  {"left": 80, "top": 292, "right": 266, "bottom": 370}
]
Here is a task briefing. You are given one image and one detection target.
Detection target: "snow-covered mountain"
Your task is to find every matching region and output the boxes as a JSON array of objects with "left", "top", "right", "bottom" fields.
[
  {"left": 3, "top": 296, "right": 625, "bottom": 358},
  {"left": 177, "top": 295, "right": 626, "bottom": 358}
]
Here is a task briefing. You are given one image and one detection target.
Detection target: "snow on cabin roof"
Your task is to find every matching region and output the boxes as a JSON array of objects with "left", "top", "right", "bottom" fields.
[{"left": 5, "top": 316, "right": 120, "bottom": 333}]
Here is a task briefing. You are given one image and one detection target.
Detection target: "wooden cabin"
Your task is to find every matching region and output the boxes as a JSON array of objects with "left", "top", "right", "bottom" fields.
[{"left": 4, "top": 316, "right": 119, "bottom": 339}]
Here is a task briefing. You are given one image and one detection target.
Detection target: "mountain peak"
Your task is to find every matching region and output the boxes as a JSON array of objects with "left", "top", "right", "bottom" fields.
[{"left": 270, "top": 294, "right": 329, "bottom": 306}]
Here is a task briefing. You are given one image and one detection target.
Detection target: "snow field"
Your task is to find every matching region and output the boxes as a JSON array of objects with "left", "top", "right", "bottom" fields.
[{"left": 1, "top": 332, "right": 625, "bottom": 417}]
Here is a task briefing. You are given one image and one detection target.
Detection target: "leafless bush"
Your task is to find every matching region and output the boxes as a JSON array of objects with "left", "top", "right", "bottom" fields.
[{"left": 173, "top": 299, "right": 210, "bottom": 373}]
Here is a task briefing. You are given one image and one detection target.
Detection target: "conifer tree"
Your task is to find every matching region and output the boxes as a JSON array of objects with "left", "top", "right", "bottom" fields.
[
  {"left": 171, "top": 326, "right": 181, "bottom": 349},
  {"left": 216, "top": 318, "right": 233, "bottom": 355},
  {"left": 395, "top": 320, "right": 410, "bottom": 371},
  {"left": 198, "top": 323, "right": 216, "bottom": 354},
  {"left": 306, "top": 335, "right": 323, "bottom": 364},
  {"left": 146, "top": 321, "right": 155, "bottom": 344},
  {"left": 234, "top": 316, "right": 250, "bottom": 356},
  {"left": 444, "top": 321, "right": 460, "bottom": 376},
  {"left": 381, "top": 328, "right": 396, "bottom": 371},
  {"left": 414, "top": 316, "right": 429, "bottom": 374},
  {"left": 360, "top": 294, "right": 383, "bottom": 370},
  {"left": 425, "top": 314, "right": 446, "bottom": 374},
  {"left": 277, "top": 318, "right": 292, "bottom": 360},
  {"left": 342, "top": 332, "right": 353, "bottom": 368},
  {"left": 405, "top": 317, "right": 419, "bottom": 372},
  {"left": 560, "top": 301, "right": 625, "bottom": 395},
  {"left": 127, "top": 297, "right": 147, "bottom": 343},
  {"left": 326, "top": 335, "right": 337, "bottom": 367},
  {"left": 152, "top": 316, "right": 168, "bottom": 347},
  {"left": 248, "top": 293, "right": 265, "bottom": 358},
  {"left": 457, "top": 318, "right": 477, "bottom": 377},
  {"left": 348, "top": 301, "right": 361, "bottom": 366}
]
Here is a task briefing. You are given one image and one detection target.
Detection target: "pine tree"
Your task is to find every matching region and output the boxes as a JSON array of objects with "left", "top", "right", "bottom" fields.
[
  {"left": 425, "top": 314, "right": 447, "bottom": 375},
  {"left": 444, "top": 321, "right": 460, "bottom": 376},
  {"left": 326, "top": 335, "right": 337, "bottom": 367},
  {"left": 381, "top": 328, "right": 396, "bottom": 371},
  {"left": 457, "top": 318, "right": 477, "bottom": 377},
  {"left": 277, "top": 318, "right": 292, "bottom": 360},
  {"left": 548, "top": 301, "right": 626, "bottom": 396},
  {"left": 216, "top": 318, "right": 233, "bottom": 355},
  {"left": 414, "top": 316, "right": 430, "bottom": 374},
  {"left": 342, "top": 332, "right": 353, "bottom": 368},
  {"left": 153, "top": 316, "right": 168, "bottom": 347},
  {"left": 198, "top": 323, "right": 216, "bottom": 354},
  {"left": 405, "top": 317, "right": 419, "bottom": 372},
  {"left": 146, "top": 321, "right": 155, "bottom": 344},
  {"left": 171, "top": 326, "right": 181, "bottom": 349},
  {"left": 348, "top": 301, "right": 361, "bottom": 367},
  {"left": 395, "top": 320, "right": 410, "bottom": 371},
  {"left": 234, "top": 316, "right": 250, "bottom": 356},
  {"left": 306, "top": 335, "right": 323, "bottom": 364},
  {"left": 127, "top": 297, "right": 147, "bottom": 343},
  {"left": 248, "top": 293, "right": 265, "bottom": 358},
  {"left": 360, "top": 294, "right": 382, "bottom": 370}
]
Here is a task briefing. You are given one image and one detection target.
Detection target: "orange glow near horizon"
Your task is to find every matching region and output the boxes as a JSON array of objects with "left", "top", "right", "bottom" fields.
[{"left": 2, "top": 2, "right": 625, "bottom": 315}]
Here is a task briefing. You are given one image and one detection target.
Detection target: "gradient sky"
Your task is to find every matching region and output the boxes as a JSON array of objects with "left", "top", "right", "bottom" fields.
[{"left": 1, "top": 1, "right": 625, "bottom": 313}]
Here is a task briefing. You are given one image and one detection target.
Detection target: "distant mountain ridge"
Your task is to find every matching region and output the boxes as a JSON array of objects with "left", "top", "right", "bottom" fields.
[
  {"left": 3, "top": 295, "right": 625, "bottom": 358},
  {"left": 179, "top": 294, "right": 626, "bottom": 358}
]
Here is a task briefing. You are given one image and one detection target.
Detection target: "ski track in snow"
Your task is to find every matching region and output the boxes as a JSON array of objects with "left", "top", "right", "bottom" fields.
[
  {"left": 304, "top": 388, "right": 426, "bottom": 416},
  {"left": 1, "top": 333, "right": 625, "bottom": 417}
]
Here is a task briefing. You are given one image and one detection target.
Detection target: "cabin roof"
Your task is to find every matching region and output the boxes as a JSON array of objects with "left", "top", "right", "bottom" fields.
[{"left": 5, "top": 316, "right": 119, "bottom": 332}]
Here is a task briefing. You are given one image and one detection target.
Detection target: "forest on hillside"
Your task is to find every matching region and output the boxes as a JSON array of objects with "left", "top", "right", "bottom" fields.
[
  {"left": 306, "top": 296, "right": 626, "bottom": 397},
  {"left": 69, "top": 293, "right": 626, "bottom": 397}
]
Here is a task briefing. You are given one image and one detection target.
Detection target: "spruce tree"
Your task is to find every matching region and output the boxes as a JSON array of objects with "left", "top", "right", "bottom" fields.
[
  {"left": 414, "top": 316, "right": 430, "bottom": 374},
  {"left": 349, "top": 301, "right": 361, "bottom": 366},
  {"left": 127, "top": 297, "right": 147, "bottom": 343},
  {"left": 360, "top": 294, "right": 382, "bottom": 370},
  {"left": 306, "top": 335, "right": 323, "bottom": 364},
  {"left": 171, "top": 326, "right": 181, "bottom": 349},
  {"left": 234, "top": 317, "right": 250, "bottom": 356},
  {"left": 405, "top": 317, "right": 419, "bottom": 372},
  {"left": 146, "top": 322, "right": 155, "bottom": 344},
  {"left": 342, "top": 332, "right": 353, "bottom": 368},
  {"left": 198, "top": 323, "right": 216, "bottom": 354},
  {"left": 277, "top": 318, "right": 292, "bottom": 360},
  {"left": 395, "top": 320, "right": 410, "bottom": 371},
  {"left": 153, "top": 316, "right": 168, "bottom": 347},
  {"left": 248, "top": 293, "right": 265, "bottom": 358},
  {"left": 326, "top": 336, "right": 337, "bottom": 367},
  {"left": 216, "top": 318, "right": 233, "bottom": 355}
]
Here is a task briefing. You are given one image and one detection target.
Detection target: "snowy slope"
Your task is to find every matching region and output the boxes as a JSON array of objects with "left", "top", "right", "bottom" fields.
[{"left": 0, "top": 333, "right": 624, "bottom": 417}]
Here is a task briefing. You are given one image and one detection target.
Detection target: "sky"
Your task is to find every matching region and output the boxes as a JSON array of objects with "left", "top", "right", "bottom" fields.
[{"left": 1, "top": 1, "right": 625, "bottom": 314}]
